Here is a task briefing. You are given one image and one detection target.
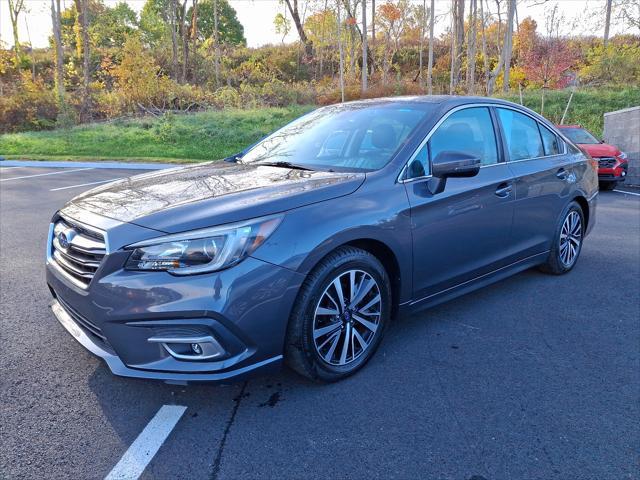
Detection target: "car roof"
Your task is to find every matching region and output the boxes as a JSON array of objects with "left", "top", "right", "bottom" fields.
[{"left": 339, "top": 95, "right": 523, "bottom": 108}]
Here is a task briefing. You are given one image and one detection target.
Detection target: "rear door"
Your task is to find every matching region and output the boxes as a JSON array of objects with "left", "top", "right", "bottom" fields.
[
  {"left": 403, "top": 106, "right": 516, "bottom": 301},
  {"left": 495, "top": 107, "right": 575, "bottom": 260}
]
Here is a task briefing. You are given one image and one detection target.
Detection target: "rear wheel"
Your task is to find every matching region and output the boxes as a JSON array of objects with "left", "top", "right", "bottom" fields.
[
  {"left": 539, "top": 201, "right": 585, "bottom": 275},
  {"left": 285, "top": 246, "right": 391, "bottom": 382}
]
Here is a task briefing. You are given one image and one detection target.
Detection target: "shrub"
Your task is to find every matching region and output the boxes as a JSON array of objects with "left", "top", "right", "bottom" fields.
[{"left": 0, "top": 74, "right": 58, "bottom": 133}]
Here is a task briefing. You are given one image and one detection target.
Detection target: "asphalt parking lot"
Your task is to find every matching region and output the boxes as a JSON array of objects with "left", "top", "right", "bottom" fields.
[{"left": 1, "top": 164, "right": 639, "bottom": 480}]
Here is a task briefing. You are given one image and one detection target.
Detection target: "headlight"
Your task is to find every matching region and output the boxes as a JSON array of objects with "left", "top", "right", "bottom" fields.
[
  {"left": 618, "top": 152, "right": 627, "bottom": 160},
  {"left": 125, "top": 215, "right": 283, "bottom": 275}
]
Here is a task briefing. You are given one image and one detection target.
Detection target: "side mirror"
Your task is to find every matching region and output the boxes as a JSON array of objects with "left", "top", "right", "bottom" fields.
[
  {"left": 224, "top": 152, "right": 243, "bottom": 163},
  {"left": 429, "top": 151, "right": 481, "bottom": 194}
]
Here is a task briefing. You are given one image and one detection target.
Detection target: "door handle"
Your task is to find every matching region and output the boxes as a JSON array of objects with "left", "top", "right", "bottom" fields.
[
  {"left": 556, "top": 168, "right": 568, "bottom": 180},
  {"left": 495, "top": 182, "right": 513, "bottom": 198}
]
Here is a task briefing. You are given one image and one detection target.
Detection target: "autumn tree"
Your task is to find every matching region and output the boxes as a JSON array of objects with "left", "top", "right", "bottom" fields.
[
  {"left": 522, "top": 5, "right": 577, "bottom": 113},
  {"left": 377, "top": 0, "right": 405, "bottom": 86},
  {"left": 7, "top": 0, "right": 25, "bottom": 65},
  {"left": 285, "top": 0, "right": 314, "bottom": 59}
]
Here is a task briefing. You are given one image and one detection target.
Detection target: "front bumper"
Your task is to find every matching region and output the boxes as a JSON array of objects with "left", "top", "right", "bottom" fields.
[
  {"left": 598, "top": 163, "right": 628, "bottom": 182},
  {"left": 47, "top": 255, "right": 305, "bottom": 384}
]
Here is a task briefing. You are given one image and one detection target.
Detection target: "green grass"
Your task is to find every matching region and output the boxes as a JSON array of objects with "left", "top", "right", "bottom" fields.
[
  {"left": 0, "top": 105, "right": 314, "bottom": 163},
  {"left": 496, "top": 87, "right": 640, "bottom": 138},
  {"left": 1, "top": 88, "right": 638, "bottom": 163}
]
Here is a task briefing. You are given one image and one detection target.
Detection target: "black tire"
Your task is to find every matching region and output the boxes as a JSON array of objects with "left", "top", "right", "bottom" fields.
[
  {"left": 599, "top": 182, "right": 616, "bottom": 191},
  {"left": 539, "top": 201, "right": 585, "bottom": 275},
  {"left": 285, "top": 246, "right": 392, "bottom": 382}
]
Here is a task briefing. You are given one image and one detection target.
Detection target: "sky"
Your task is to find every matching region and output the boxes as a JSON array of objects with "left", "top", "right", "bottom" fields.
[{"left": 0, "top": 0, "right": 631, "bottom": 50}]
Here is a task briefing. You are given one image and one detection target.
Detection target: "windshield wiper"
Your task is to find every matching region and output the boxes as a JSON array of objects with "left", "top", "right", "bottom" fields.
[{"left": 253, "top": 161, "right": 315, "bottom": 171}]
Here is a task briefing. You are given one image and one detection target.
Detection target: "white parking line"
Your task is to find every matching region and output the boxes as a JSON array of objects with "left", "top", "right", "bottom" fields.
[
  {"left": 613, "top": 189, "right": 640, "bottom": 197},
  {"left": 0, "top": 167, "right": 94, "bottom": 182},
  {"left": 50, "top": 178, "right": 122, "bottom": 191},
  {"left": 105, "top": 405, "right": 187, "bottom": 480}
]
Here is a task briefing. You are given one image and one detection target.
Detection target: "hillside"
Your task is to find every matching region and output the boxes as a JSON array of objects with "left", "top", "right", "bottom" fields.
[{"left": 1, "top": 88, "right": 637, "bottom": 163}]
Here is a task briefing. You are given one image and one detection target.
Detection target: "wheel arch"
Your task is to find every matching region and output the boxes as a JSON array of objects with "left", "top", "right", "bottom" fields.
[
  {"left": 572, "top": 194, "right": 590, "bottom": 229},
  {"left": 298, "top": 232, "right": 409, "bottom": 316}
]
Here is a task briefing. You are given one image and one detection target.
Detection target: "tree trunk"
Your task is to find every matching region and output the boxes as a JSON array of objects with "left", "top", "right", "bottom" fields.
[
  {"left": 337, "top": 0, "right": 345, "bottom": 102},
  {"left": 603, "top": 0, "right": 612, "bottom": 47},
  {"left": 73, "top": 0, "right": 91, "bottom": 119},
  {"left": 24, "top": 16, "right": 36, "bottom": 81},
  {"left": 285, "top": 0, "right": 313, "bottom": 59},
  {"left": 487, "top": 0, "right": 515, "bottom": 95},
  {"left": 449, "top": 0, "right": 465, "bottom": 94},
  {"left": 501, "top": 0, "right": 515, "bottom": 92},
  {"left": 480, "top": 0, "right": 489, "bottom": 94},
  {"left": 169, "top": 0, "right": 179, "bottom": 81},
  {"left": 427, "top": 0, "right": 435, "bottom": 94},
  {"left": 214, "top": 0, "right": 221, "bottom": 87},
  {"left": 371, "top": 0, "right": 375, "bottom": 53},
  {"left": 466, "top": 0, "right": 477, "bottom": 94},
  {"left": 418, "top": 0, "right": 425, "bottom": 89},
  {"left": 51, "top": 0, "right": 65, "bottom": 103},
  {"left": 180, "top": 0, "right": 189, "bottom": 83},
  {"left": 8, "top": 0, "right": 24, "bottom": 65},
  {"left": 191, "top": 0, "right": 199, "bottom": 83},
  {"left": 362, "top": 0, "right": 368, "bottom": 93}
]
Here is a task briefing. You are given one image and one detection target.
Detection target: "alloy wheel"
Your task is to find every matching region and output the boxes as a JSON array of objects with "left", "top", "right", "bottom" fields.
[
  {"left": 559, "top": 210, "right": 582, "bottom": 267},
  {"left": 313, "top": 269, "right": 382, "bottom": 366}
]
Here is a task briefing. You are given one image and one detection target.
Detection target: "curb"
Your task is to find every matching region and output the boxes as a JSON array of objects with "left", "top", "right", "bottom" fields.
[{"left": 0, "top": 159, "right": 175, "bottom": 170}]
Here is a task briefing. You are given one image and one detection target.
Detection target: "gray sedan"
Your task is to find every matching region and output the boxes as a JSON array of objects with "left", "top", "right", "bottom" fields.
[{"left": 46, "top": 96, "right": 598, "bottom": 384}]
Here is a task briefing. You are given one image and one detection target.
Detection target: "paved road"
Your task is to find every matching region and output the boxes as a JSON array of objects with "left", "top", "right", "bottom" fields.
[{"left": 1, "top": 165, "right": 639, "bottom": 480}]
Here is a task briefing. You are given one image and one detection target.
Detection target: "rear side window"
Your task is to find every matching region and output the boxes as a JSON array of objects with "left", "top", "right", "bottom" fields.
[
  {"left": 539, "top": 124, "right": 561, "bottom": 156},
  {"left": 497, "top": 108, "right": 544, "bottom": 161}
]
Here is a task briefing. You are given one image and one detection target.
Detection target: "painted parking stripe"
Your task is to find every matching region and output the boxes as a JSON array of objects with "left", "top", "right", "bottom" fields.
[
  {"left": 105, "top": 405, "right": 187, "bottom": 480},
  {"left": 613, "top": 189, "right": 640, "bottom": 197},
  {"left": 50, "top": 178, "right": 122, "bottom": 192},
  {"left": 0, "top": 167, "right": 94, "bottom": 182}
]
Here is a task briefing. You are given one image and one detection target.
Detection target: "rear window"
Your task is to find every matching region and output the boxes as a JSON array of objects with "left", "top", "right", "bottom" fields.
[{"left": 539, "top": 124, "right": 562, "bottom": 156}]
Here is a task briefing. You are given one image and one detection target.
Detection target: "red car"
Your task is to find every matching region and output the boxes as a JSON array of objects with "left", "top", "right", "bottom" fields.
[{"left": 557, "top": 124, "right": 628, "bottom": 190}]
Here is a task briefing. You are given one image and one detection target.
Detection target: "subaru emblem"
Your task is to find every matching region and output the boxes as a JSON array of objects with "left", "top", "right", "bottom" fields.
[{"left": 58, "top": 232, "right": 69, "bottom": 249}]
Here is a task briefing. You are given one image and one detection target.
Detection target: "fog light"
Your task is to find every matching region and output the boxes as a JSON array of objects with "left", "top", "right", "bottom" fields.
[{"left": 148, "top": 334, "right": 225, "bottom": 360}]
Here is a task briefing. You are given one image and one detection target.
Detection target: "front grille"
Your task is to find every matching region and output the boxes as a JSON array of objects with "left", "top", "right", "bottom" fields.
[
  {"left": 50, "top": 216, "right": 106, "bottom": 288},
  {"left": 596, "top": 157, "right": 617, "bottom": 168}
]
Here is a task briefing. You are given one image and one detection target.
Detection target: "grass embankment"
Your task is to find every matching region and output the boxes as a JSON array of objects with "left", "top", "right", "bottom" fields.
[
  {"left": 1, "top": 88, "right": 637, "bottom": 163},
  {"left": 496, "top": 87, "right": 640, "bottom": 138},
  {"left": 0, "top": 105, "right": 313, "bottom": 164}
]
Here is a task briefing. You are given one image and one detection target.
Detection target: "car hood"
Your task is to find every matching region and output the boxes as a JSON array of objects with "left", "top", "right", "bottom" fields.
[
  {"left": 577, "top": 143, "right": 620, "bottom": 158},
  {"left": 69, "top": 162, "right": 365, "bottom": 233}
]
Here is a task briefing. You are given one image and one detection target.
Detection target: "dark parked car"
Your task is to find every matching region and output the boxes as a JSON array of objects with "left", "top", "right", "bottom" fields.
[
  {"left": 47, "top": 96, "right": 598, "bottom": 384},
  {"left": 557, "top": 124, "right": 628, "bottom": 190}
]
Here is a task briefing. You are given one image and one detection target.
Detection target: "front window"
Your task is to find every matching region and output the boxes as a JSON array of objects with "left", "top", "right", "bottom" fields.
[
  {"left": 560, "top": 127, "right": 600, "bottom": 145},
  {"left": 406, "top": 107, "right": 498, "bottom": 179},
  {"left": 240, "top": 103, "right": 433, "bottom": 172}
]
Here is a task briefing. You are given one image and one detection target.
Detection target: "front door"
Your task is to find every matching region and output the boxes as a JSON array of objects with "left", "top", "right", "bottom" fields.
[{"left": 403, "top": 106, "right": 515, "bottom": 301}]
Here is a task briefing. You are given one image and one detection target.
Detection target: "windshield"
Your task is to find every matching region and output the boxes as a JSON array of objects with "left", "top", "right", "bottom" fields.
[
  {"left": 561, "top": 127, "right": 600, "bottom": 145},
  {"left": 240, "top": 103, "right": 433, "bottom": 171}
]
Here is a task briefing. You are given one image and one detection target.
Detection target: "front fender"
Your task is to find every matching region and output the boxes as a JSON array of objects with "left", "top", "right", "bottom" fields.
[{"left": 251, "top": 186, "right": 414, "bottom": 304}]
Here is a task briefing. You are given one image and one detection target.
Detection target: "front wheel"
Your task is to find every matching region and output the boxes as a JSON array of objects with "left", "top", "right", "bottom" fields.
[
  {"left": 285, "top": 246, "right": 392, "bottom": 382},
  {"left": 539, "top": 201, "right": 585, "bottom": 275},
  {"left": 599, "top": 182, "right": 616, "bottom": 191}
]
